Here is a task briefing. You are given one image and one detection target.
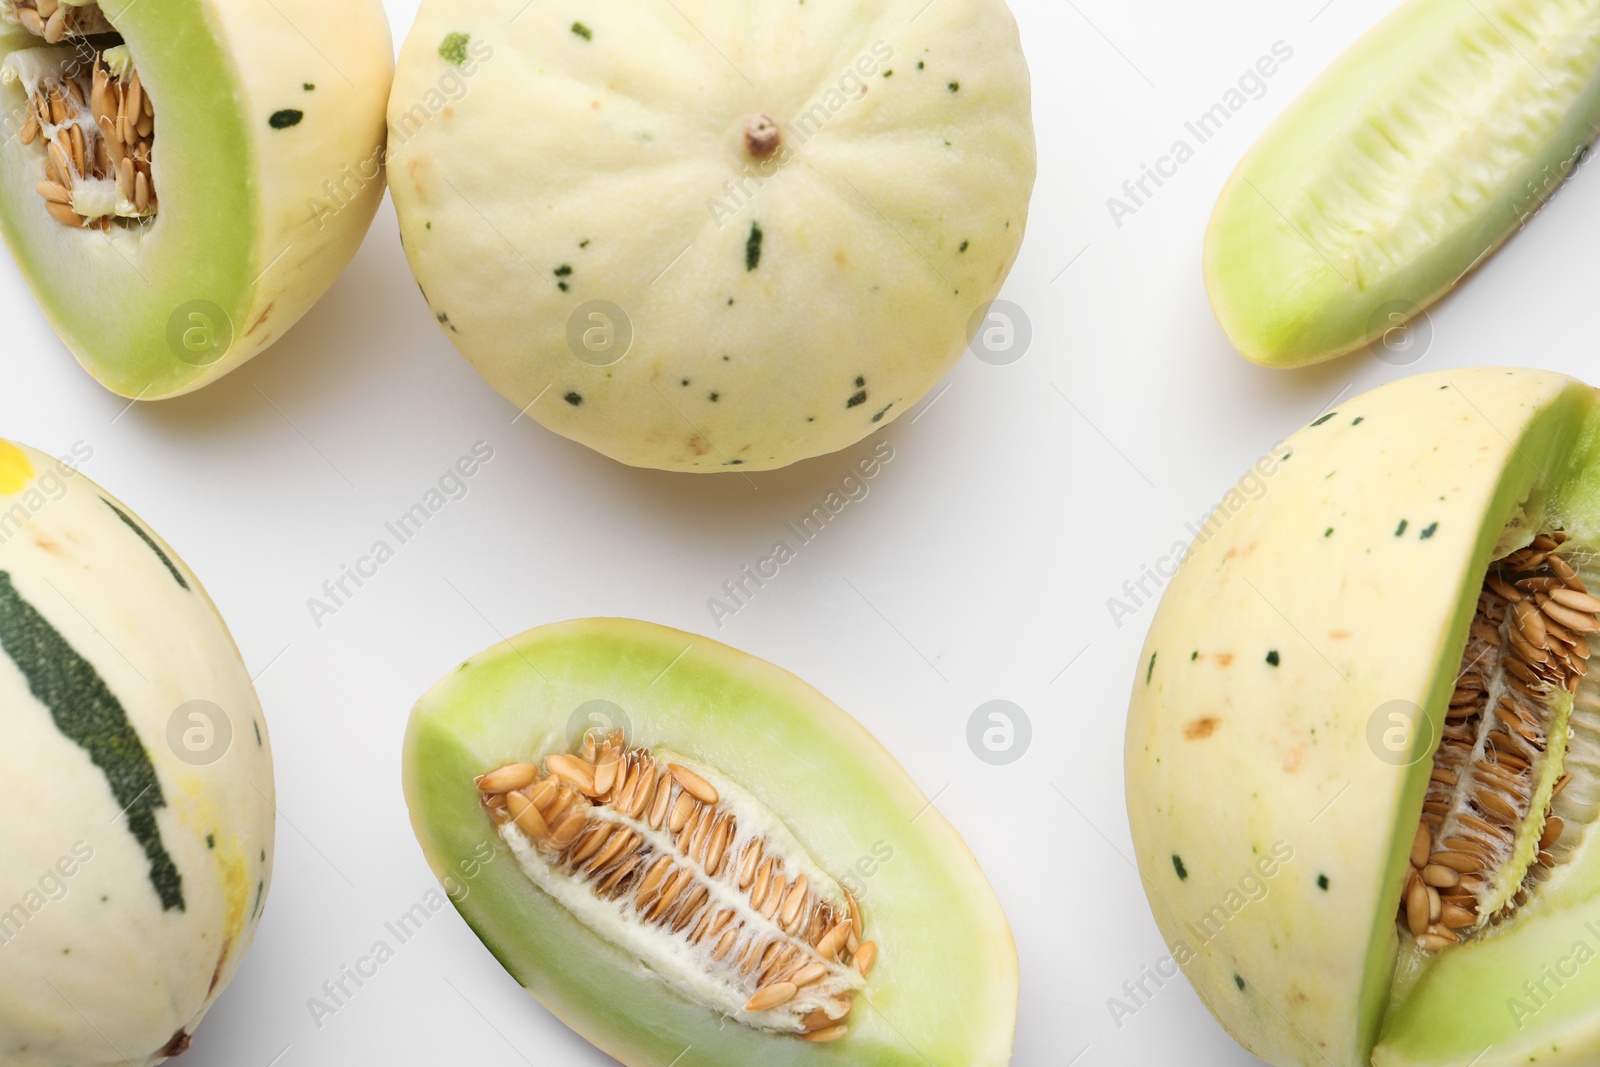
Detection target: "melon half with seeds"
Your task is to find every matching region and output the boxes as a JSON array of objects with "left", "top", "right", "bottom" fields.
[
  {"left": 402, "top": 618, "right": 1017, "bottom": 1063},
  {"left": 0, "top": 0, "right": 392, "bottom": 397},
  {"left": 387, "top": 0, "right": 1035, "bottom": 472},
  {"left": 1205, "top": 0, "right": 1600, "bottom": 367},
  {"left": 0, "top": 438, "right": 274, "bottom": 1065},
  {"left": 1126, "top": 367, "right": 1600, "bottom": 1066}
]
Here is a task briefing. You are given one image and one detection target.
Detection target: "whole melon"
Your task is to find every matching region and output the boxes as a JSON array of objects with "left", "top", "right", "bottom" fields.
[
  {"left": 0, "top": 439, "right": 274, "bottom": 1066},
  {"left": 388, "top": 0, "right": 1036, "bottom": 472}
]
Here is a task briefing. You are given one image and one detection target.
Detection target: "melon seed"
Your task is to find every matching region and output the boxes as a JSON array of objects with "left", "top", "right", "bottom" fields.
[
  {"left": 477, "top": 729, "right": 873, "bottom": 1036},
  {"left": 1398, "top": 540, "right": 1599, "bottom": 954}
]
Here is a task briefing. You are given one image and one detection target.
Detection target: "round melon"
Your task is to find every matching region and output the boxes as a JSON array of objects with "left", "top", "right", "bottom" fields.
[
  {"left": 0, "top": 0, "right": 393, "bottom": 397},
  {"left": 387, "top": 0, "right": 1036, "bottom": 472},
  {"left": 0, "top": 438, "right": 274, "bottom": 1065},
  {"left": 1126, "top": 367, "right": 1600, "bottom": 1066},
  {"left": 403, "top": 618, "right": 1017, "bottom": 1063}
]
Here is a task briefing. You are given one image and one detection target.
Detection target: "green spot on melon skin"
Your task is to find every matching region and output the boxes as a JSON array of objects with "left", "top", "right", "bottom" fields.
[
  {"left": 0, "top": 572, "right": 184, "bottom": 912},
  {"left": 439, "top": 32, "right": 471, "bottom": 65},
  {"left": 564, "top": 392, "right": 583, "bottom": 406},
  {"left": 1173, "top": 854, "right": 1188, "bottom": 880},
  {"left": 1396, "top": 519, "right": 1409, "bottom": 536},
  {"left": 745, "top": 222, "right": 763, "bottom": 271},
  {"left": 102, "top": 498, "right": 188, "bottom": 590},
  {"left": 1420, "top": 522, "right": 1439, "bottom": 539},
  {"left": 1266, "top": 650, "right": 1280, "bottom": 667},
  {"left": 1235, "top": 974, "right": 1246, "bottom": 991},
  {"left": 1312, "top": 412, "right": 1338, "bottom": 427},
  {"left": 571, "top": 21, "right": 592, "bottom": 40},
  {"left": 268, "top": 109, "right": 303, "bottom": 129},
  {"left": 1147, "top": 651, "right": 1158, "bottom": 684},
  {"left": 1318, "top": 874, "right": 1330, "bottom": 891}
]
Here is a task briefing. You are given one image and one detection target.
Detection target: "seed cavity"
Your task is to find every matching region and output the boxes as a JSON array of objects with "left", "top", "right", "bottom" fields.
[
  {"left": 3, "top": 5, "right": 158, "bottom": 230},
  {"left": 1400, "top": 531, "right": 1600, "bottom": 954},
  {"left": 477, "top": 729, "right": 872, "bottom": 1037}
]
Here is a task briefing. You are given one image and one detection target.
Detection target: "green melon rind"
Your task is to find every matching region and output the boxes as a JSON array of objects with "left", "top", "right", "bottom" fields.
[
  {"left": 0, "top": 439, "right": 274, "bottom": 1066},
  {"left": 1204, "top": 0, "right": 1600, "bottom": 367},
  {"left": 1125, "top": 368, "right": 1597, "bottom": 1066},
  {"left": 0, "top": 0, "right": 391, "bottom": 398},
  {"left": 403, "top": 618, "right": 1017, "bottom": 1066}
]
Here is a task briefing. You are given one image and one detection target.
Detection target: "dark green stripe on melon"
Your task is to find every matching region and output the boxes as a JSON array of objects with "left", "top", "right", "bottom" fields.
[
  {"left": 102, "top": 499, "right": 189, "bottom": 590},
  {"left": 0, "top": 572, "right": 184, "bottom": 911}
]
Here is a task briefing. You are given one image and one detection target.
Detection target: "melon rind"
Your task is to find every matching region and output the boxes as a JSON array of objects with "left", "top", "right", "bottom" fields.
[
  {"left": 0, "top": 438, "right": 275, "bottom": 1066},
  {"left": 1125, "top": 368, "right": 1599, "bottom": 1065},
  {"left": 1204, "top": 0, "right": 1600, "bottom": 367},
  {"left": 402, "top": 618, "right": 1018, "bottom": 1065},
  {"left": 0, "top": 0, "right": 392, "bottom": 397},
  {"left": 387, "top": 0, "right": 1035, "bottom": 472}
]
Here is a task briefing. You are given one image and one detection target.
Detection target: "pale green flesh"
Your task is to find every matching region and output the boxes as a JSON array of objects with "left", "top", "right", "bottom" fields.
[
  {"left": 402, "top": 619, "right": 1017, "bottom": 1067},
  {"left": 1370, "top": 404, "right": 1600, "bottom": 1065},
  {"left": 1205, "top": 0, "right": 1600, "bottom": 367},
  {"left": 0, "top": 6, "right": 254, "bottom": 396}
]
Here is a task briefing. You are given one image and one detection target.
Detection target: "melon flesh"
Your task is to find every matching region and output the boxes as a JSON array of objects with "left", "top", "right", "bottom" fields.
[
  {"left": 403, "top": 618, "right": 1018, "bottom": 1065},
  {"left": 1205, "top": 0, "right": 1600, "bottom": 366},
  {"left": 0, "top": 0, "right": 392, "bottom": 397}
]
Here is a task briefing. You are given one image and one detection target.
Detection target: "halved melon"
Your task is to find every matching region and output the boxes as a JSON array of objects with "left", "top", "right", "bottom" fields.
[
  {"left": 403, "top": 618, "right": 1017, "bottom": 1064},
  {"left": 0, "top": 0, "right": 392, "bottom": 396},
  {"left": 1205, "top": 0, "right": 1600, "bottom": 366},
  {"left": 1126, "top": 368, "right": 1600, "bottom": 1066}
]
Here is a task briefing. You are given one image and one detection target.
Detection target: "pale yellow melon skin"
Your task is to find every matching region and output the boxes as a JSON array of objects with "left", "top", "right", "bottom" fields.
[
  {"left": 195, "top": 0, "right": 393, "bottom": 389},
  {"left": 1124, "top": 368, "right": 1597, "bottom": 1066},
  {"left": 0, "top": 440, "right": 274, "bottom": 1067},
  {"left": 388, "top": 0, "right": 1035, "bottom": 471}
]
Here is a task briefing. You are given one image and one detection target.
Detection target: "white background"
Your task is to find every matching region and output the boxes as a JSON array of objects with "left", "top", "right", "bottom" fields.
[{"left": 4, "top": 0, "right": 1599, "bottom": 1064}]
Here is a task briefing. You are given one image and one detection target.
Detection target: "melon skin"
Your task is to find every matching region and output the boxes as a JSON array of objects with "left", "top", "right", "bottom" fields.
[
  {"left": 0, "top": 0, "right": 393, "bottom": 398},
  {"left": 403, "top": 618, "right": 1018, "bottom": 1065},
  {"left": 1124, "top": 368, "right": 1600, "bottom": 1066},
  {"left": 388, "top": 0, "right": 1035, "bottom": 472},
  {"left": 1204, "top": 0, "right": 1600, "bottom": 367},
  {"left": 0, "top": 439, "right": 274, "bottom": 1066}
]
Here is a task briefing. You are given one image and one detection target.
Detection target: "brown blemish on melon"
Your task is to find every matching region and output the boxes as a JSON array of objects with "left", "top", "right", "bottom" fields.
[
  {"left": 1215, "top": 653, "right": 1235, "bottom": 667},
  {"left": 245, "top": 303, "right": 275, "bottom": 338},
  {"left": 1183, "top": 717, "right": 1220, "bottom": 740}
]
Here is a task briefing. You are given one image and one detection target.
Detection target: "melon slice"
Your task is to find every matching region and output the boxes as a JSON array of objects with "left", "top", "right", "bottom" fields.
[
  {"left": 1204, "top": 0, "right": 1600, "bottom": 366},
  {"left": 1126, "top": 368, "right": 1600, "bottom": 1065},
  {"left": 0, "top": 437, "right": 274, "bottom": 1065},
  {"left": 0, "top": 0, "right": 392, "bottom": 396},
  {"left": 403, "top": 618, "right": 1017, "bottom": 1064}
]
